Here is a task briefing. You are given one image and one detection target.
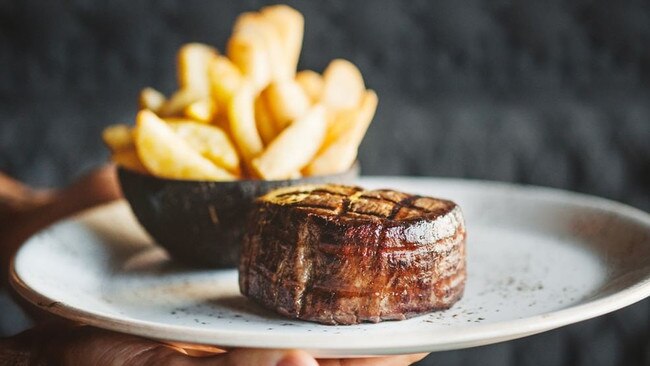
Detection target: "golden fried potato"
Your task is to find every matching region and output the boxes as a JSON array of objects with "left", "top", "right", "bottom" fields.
[
  {"left": 228, "top": 83, "right": 264, "bottom": 164},
  {"left": 322, "top": 106, "right": 363, "bottom": 147},
  {"left": 168, "top": 121, "right": 240, "bottom": 175},
  {"left": 208, "top": 55, "right": 243, "bottom": 126},
  {"left": 177, "top": 43, "right": 217, "bottom": 96},
  {"left": 135, "top": 110, "right": 235, "bottom": 180},
  {"left": 303, "top": 90, "right": 377, "bottom": 176},
  {"left": 102, "top": 124, "right": 134, "bottom": 152},
  {"left": 162, "top": 117, "right": 202, "bottom": 124},
  {"left": 209, "top": 55, "right": 243, "bottom": 100},
  {"left": 227, "top": 28, "right": 272, "bottom": 92},
  {"left": 183, "top": 99, "right": 216, "bottom": 123},
  {"left": 158, "top": 88, "right": 203, "bottom": 117},
  {"left": 322, "top": 59, "right": 365, "bottom": 112},
  {"left": 104, "top": 5, "right": 378, "bottom": 182},
  {"left": 111, "top": 148, "right": 148, "bottom": 174},
  {"left": 261, "top": 5, "right": 304, "bottom": 77},
  {"left": 255, "top": 97, "right": 279, "bottom": 145},
  {"left": 295, "top": 70, "right": 324, "bottom": 104},
  {"left": 253, "top": 104, "right": 327, "bottom": 180},
  {"left": 138, "top": 87, "right": 166, "bottom": 113},
  {"left": 233, "top": 12, "right": 288, "bottom": 82},
  {"left": 263, "top": 80, "right": 310, "bottom": 130}
]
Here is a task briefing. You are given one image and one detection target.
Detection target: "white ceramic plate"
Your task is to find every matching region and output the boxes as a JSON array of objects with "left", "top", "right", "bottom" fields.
[{"left": 10, "top": 177, "right": 650, "bottom": 357}]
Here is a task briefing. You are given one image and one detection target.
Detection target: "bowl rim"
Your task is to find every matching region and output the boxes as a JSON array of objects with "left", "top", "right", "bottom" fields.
[{"left": 116, "top": 161, "right": 360, "bottom": 184}]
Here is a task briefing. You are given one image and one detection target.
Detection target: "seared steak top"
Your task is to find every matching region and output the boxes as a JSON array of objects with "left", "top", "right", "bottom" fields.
[{"left": 258, "top": 184, "right": 457, "bottom": 223}]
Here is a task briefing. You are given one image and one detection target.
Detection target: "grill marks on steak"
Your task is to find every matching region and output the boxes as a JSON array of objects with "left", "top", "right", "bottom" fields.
[{"left": 239, "top": 184, "right": 466, "bottom": 325}]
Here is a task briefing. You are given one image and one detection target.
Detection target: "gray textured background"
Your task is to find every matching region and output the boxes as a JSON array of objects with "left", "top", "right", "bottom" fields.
[{"left": 0, "top": 1, "right": 649, "bottom": 365}]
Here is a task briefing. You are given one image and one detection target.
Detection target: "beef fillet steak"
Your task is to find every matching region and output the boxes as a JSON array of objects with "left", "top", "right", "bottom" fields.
[{"left": 239, "top": 184, "right": 466, "bottom": 325}]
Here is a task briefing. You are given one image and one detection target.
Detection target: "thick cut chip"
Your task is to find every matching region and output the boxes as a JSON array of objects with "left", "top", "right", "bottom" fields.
[
  {"left": 322, "top": 59, "right": 365, "bottom": 113},
  {"left": 264, "top": 80, "right": 310, "bottom": 130},
  {"left": 209, "top": 55, "right": 243, "bottom": 101},
  {"left": 233, "top": 12, "right": 288, "bottom": 82},
  {"left": 139, "top": 88, "right": 166, "bottom": 113},
  {"left": 261, "top": 5, "right": 304, "bottom": 77},
  {"left": 104, "top": 6, "right": 378, "bottom": 181},
  {"left": 111, "top": 148, "right": 148, "bottom": 174},
  {"left": 255, "top": 97, "right": 279, "bottom": 146},
  {"left": 158, "top": 88, "right": 203, "bottom": 117},
  {"left": 183, "top": 99, "right": 216, "bottom": 123},
  {"left": 228, "top": 83, "right": 264, "bottom": 164},
  {"left": 296, "top": 70, "right": 324, "bottom": 104},
  {"left": 304, "top": 90, "right": 377, "bottom": 176},
  {"left": 135, "top": 110, "right": 234, "bottom": 181},
  {"left": 323, "top": 108, "right": 356, "bottom": 147},
  {"left": 102, "top": 124, "right": 134, "bottom": 152},
  {"left": 208, "top": 55, "right": 243, "bottom": 122},
  {"left": 168, "top": 121, "right": 240, "bottom": 175},
  {"left": 227, "top": 28, "right": 272, "bottom": 92},
  {"left": 253, "top": 104, "right": 327, "bottom": 180},
  {"left": 163, "top": 117, "right": 206, "bottom": 124},
  {"left": 177, "top": 43, "right": 217, "bottom": 96}
]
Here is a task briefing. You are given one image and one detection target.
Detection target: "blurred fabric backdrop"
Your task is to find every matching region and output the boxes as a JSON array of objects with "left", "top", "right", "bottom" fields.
[{"left": 1, "top": 1, "right": 649, "bottom": 365}]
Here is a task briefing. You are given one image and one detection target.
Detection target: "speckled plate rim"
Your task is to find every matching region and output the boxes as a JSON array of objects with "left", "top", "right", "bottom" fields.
[{"left": 9, "top": 177, "right": 650, "bottom": 357}]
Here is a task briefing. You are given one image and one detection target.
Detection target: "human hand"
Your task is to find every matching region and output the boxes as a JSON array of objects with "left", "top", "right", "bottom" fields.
[
  {"left": 0, "top": 166, "right": 428, "bottom": 365},
  {"left": 2, "top": 320, "right": 427, "bottom": 365},
  {"left": 0, "top": 166, "right": 121, "bottom": 290}
]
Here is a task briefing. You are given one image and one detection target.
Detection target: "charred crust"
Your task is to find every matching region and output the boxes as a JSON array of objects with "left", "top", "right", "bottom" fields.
[{"left": 239, "top": 184, "right": 466, "bottom": 325}]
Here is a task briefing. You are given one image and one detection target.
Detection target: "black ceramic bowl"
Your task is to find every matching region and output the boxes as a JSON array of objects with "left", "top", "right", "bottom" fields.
[{"left": 118, "top": 164, "right": 359, "bottom": 268}]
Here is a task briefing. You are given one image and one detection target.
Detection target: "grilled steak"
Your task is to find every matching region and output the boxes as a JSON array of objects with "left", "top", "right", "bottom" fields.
[{"left": 239, "top": 184, "right": 466, "bottom": 325}]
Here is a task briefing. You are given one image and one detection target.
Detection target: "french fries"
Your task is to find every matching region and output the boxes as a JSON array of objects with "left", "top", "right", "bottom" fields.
[
  {"left": 135, "top": 110, "right": 235, "bottom": 180},
  {"left": 103, "top": 124, "right": 148, "bottom": 173},
  {"left": 209, "top": 55, "right": 243, "bottom": 105},
  {"left": 102, "top": 124, "right": 135, "bottom": 152},
  {"left": 112, "top": 149, "right": 148, "bottom": 174},
  {"left": 263, "top": 80, "right": 310, "bottom": 130},
  {"left": 139, "top": 88, "right": 166, "bottom": 113},
  {"left": 322, "top": 59, "right": 366, "bottom": 113},
  {"left": 228, "top": 83, "right": 264, "bottom": 165},
  {"left": 158, "top": 88, "right": 203, "bottom": 117},
  {"left": 233, "top": 12, "right": 289, "bottom": 83},
  {"left": 103, "top": 5, "right": 377, "bottom": 181},
  {"left": 296, "top": 70, "right": 324, "bottom": 104},
  {"left": 177, "top": 43, "right": 217, "bottom": 96},
  {"left": 169, "top": 121, "right": 240, "bottom": 174},
  {"left": 260, "top": 5, "right": 304, "bottom": 77},
  {"left": 255, "top": 97, "right": 279, "bottom": 145},
  {"left": 227, "top": 28, "right": 272, "bottom": 92},
  {"left": 253, "top": 105, "right": 326, "bottom": 180},
  {"left": 183, "top": 99, "right": 216, "bottom": 123},
  {"left": 304, "top": 91, "right": 378, "bottom": 176},
  {"left": 208, "top": 55, "right": 243, "bottom": 131}
]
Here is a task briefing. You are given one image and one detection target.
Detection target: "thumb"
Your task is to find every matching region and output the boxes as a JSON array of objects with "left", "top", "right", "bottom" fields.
[
  {"left": 18, "top": 322, "right": 319, "bottom": 366},
  {"left": 209, "top": 348, "right": 319, "bottom": 366},
  {"left": 58, "top": 328, "right": 320, "bottom": 366},
  {"left": 63, "top": 331, "right": 319, "bottom": 366}
]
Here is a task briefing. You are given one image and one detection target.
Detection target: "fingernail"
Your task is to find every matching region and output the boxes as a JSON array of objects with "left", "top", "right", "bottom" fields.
[
  {"left": 275, "top": 357, "right": 300, "bottom": 366},
  {"left": 276, "top": 352, "right": 318, "bottom": 366}
]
